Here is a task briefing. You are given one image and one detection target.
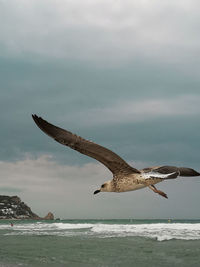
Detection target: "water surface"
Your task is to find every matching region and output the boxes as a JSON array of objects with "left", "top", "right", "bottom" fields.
[{"left": 0, "top": 219, "right": 200, "bottom": 266}]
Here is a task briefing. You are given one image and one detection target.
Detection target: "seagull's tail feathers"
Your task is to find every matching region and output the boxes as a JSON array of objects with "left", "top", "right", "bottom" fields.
[{"left": 141, "top": 166, "right": 200, "bottom": 179}]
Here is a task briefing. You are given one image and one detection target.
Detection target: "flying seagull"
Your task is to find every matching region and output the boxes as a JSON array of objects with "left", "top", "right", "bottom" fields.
[{"left": 32, "top": 115, "right": 200, "bottom": 199}]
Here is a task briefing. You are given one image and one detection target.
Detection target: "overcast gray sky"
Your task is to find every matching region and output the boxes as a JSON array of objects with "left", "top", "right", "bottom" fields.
[{"left": 1, "top": 0, "right": 200, "bottom": 219}]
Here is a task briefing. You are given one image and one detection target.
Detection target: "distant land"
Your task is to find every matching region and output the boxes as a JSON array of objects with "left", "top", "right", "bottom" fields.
[{"left": 0, "top": 195, "right": 54, "bottom": 220}]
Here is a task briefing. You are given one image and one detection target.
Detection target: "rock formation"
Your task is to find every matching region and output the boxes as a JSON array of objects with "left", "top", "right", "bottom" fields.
[
  {"left": 43, "top": 212, "right": 54, "bottom": 220},
  {"left": 0, "top": 195, "right": 54, "bottom": 220}
]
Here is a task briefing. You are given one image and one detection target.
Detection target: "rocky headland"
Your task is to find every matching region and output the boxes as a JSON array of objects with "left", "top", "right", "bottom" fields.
[{"left": 0, "top": 195, "right": 54, "bottom": 220}]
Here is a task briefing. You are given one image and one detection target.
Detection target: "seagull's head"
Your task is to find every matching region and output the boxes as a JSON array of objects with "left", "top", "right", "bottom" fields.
[{"left": 94, "top": 180, "right": 113, "bottom": 194}]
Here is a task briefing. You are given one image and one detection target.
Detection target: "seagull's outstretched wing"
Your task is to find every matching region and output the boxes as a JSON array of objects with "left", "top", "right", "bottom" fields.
[
  {"left": 32, "top": 115, "right": 140, "bottom": 175},
  {"left": 141, "top": 165, "right": 200, "bottom": 177}
]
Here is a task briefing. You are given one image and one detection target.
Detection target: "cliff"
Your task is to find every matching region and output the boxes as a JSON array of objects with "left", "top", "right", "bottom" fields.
[{"left": 0, "top": 195, "right": 54, "bottom": 220}]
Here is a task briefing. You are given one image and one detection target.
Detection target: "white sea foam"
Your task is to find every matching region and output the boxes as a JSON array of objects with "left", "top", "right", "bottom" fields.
[
  {"left": 1, "top": 222, "right": 200, "bottom": 241},
  {"left": 52, "top": 223, "right": 93, "bottom": 230},
  {"left": 92, "top": 223, "right": 200, "bottom": 241},
  {"left": 0, "top": 222, "right": 93, "bottom": 231}
]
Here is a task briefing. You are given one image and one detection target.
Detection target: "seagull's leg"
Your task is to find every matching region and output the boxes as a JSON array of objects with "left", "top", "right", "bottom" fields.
[{"left": 148, "top": 185, "right": 168, "bottom": 199}]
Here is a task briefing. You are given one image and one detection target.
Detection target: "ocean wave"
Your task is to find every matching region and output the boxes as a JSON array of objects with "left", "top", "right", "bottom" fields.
[
  {"left": 0, "top": 222, "right": 93, "bottom": 231},
  {"left": 91, "top": 223, "right": 200, "bottom": 241},
  {"left": 1, "top": 222, "right": 200, "bottom": 241}
]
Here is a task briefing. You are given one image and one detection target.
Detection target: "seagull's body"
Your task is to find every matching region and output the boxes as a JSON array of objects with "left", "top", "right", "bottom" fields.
[{"left": 32, "top": 115, "right": 200, "bottom": 199}]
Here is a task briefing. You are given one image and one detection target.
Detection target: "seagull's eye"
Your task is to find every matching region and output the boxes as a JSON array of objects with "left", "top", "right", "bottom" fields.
[{"left": 101, "top": 184, "right": 105, "bottom": 188}]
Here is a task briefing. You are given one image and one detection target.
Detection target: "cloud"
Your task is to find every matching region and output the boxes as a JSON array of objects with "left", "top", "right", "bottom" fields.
[
  {"left": 65, "top": 94, "right": 200, "bottom": 125},
  {"left": 0, "top": 154, "right": 108, "bottom": 192},
  {"left": 0, "top": 0, "right": 199, "bottom": 65}
]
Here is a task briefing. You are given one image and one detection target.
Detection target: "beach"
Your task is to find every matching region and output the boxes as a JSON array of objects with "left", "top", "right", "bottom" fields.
[{"left": 0, "top": 219, "right": 200, "bottom": 266}]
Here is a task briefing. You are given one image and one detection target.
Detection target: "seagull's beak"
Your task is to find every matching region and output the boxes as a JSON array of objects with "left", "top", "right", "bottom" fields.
[{"left": 93, "top": 189, "right": 100, "bottom": 195}]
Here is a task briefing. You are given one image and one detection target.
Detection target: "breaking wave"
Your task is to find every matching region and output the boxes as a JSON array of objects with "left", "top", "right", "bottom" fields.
[
  {"left": 1, "top": 222, "right": 200, "bottom": 241},
  {"left": 92, "top": 223, "right": 200, "bottom": 241}
]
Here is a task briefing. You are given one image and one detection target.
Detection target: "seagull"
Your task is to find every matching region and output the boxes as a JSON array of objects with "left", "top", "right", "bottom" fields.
[{"left": 32, "top": 115, "right": 200, "bottom": 199}]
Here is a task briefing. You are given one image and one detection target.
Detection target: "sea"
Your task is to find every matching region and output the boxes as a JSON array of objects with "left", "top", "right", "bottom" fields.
[{"left": 1, "top": 219, "right": 200, "bottom": 267}]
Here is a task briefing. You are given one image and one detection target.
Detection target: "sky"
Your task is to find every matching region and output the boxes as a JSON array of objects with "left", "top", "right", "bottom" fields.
[{"left": 0, "top": 0, "right": 200, "bottom": 219}]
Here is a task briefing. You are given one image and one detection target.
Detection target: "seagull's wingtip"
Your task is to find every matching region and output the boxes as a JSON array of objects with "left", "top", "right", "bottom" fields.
[
  {"left": 32, "top": 114, "right": 41, "bottom": 120},
  {"left": 32, "top": 114, "right": 41, "bottom": 125}
]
